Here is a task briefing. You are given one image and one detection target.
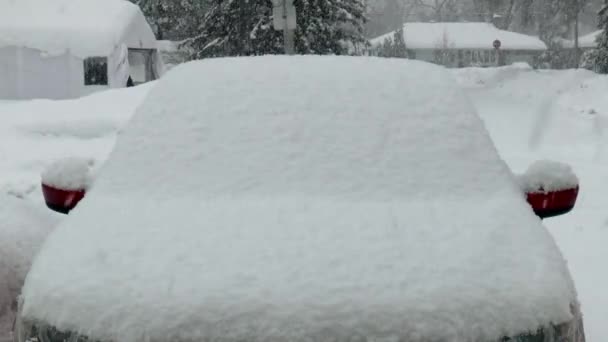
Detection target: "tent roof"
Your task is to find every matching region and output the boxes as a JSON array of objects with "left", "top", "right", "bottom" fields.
[
  {"left": 0, "top": 0, "right": 157, "bottom": 58},
  {"left": 371, "top": 22, "right": 547, "bottom": 51}
]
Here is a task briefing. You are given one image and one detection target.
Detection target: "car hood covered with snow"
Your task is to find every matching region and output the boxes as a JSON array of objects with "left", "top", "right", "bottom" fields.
[{"left": 21, "top": 56, "right": 577, "bottom": 342}]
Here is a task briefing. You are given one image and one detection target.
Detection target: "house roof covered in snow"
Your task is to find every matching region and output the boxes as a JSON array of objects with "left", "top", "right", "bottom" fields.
[
  {"left": 0, "top": 0, "right": 157, "bottom": 58},
  {"left": 21, "top": 56, "right": 576, "bottom": 342},
  {"left": 371, "top": 22, "right": 547, "bottom": 51},
  {"left": 563, "top": 30, "right": 602, "bottom": 49}
]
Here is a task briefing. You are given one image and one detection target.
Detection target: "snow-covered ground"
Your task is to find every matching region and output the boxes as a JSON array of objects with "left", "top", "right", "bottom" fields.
[{"left": 0, "top": 62, "right": 607, "bottom": 341}]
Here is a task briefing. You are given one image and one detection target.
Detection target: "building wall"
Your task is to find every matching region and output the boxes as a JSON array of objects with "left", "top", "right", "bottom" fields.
[
  {"left": 0, "top": 46, "right": 84, "bottom": 100},
  {"left": 408, "top": 48, "right": 542, "bottom": 68},
  {"left": 503, "top": 50, "right": 539, "bottom": 66},
  {"left": 0, "top": 46, "right": 18, "bottom": 98}
]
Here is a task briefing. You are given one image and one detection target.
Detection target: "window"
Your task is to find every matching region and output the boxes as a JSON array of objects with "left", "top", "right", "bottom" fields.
[
  {"left": 128, "top": 49, "right": 158, "bottom": 85},
  {"left": 83, "top": 57, "right": 108, "bottom": 85}
]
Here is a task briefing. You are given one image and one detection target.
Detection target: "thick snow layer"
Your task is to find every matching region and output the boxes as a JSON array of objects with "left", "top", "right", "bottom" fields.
[
  {"left": 0, "top": 85, "right": 153, "bottom": 341},
  {"left": 21, "top": 56, "right": 576, "bottom": 342},
  {"left": 370, "top": 23, "right": 547, "bottom": 51},
  {"left": 0, "top": 83, "right": 154, "bottom": 196},
  {"left": 563, "top": 30, "right": 602, "bottom": 49},
  {"left": 518, "top": 160, "right": 579, "bottom": 193},
  {"left": 41, "top": 158, "right": 95, "bottom": 191},
  {"left": 0, "top": 0, "right": 156, "bottom": 58},
  {"left": 0, "top": 196, "right": 60, "bottom": 342},
  {"left": 452, "top": 65, "right": 608, "bottom": 342}
]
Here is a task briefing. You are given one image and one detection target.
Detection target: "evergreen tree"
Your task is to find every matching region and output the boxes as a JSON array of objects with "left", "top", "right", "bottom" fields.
[
  {"left": 295, "top": 0, "right": 368, "bottom": 55},
  {"left": 377, "top": 27, "right": 408, "bottom": 58},
  {"left": 534, "top": 0, "right": 588, "bottom": 68},
  {"left": 593, "top": 1, "right": 608, "bottom": 73},
  {"left": 132, "top": 0, "right": 208, "bottom": 40},
  {"left": 186, "top": 0, "right": 368, "bottom": 58}
]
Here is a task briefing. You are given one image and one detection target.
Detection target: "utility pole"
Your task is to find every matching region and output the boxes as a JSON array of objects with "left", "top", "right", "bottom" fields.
[
  {"left": 273, "top": 0, "right": 296, "bottom": 55},
  {"left": 574, "top": 0, "right": 581, "bottom": 68},
  {"left": 282, "top": 0, "right": 295, "bottom": 55}
]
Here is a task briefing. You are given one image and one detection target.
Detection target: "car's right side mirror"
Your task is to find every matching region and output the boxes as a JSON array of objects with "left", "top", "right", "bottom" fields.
[{"left": 517, "top": 160, "right": 580, "bottom": 219}]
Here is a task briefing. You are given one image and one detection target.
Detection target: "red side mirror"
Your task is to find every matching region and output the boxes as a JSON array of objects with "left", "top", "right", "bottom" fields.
[
  {"left": 41, "top": 158, "right": 94, "bottom": 214},
  {"left": 41, "top": 183, "right": 86, "bottom": 214},
  {"left": 518, "top": 160, "right": 579, "bottom": 219},
  {"left": 526, "top": 186, "right": 579, "bottom": 219}
]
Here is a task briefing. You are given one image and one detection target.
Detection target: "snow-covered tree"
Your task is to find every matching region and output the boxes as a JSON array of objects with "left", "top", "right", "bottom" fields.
[
  {"left": 294, "top": 0, "right": 368, "bottom": 55},
  {"left": 533, "top": 0, "right": 588, "bottom": 68},
  {"left": 376, "top": 27, "right": 408, "bottom": 57},
  {"left": 132, "top": 0, "right": 207, "bottom": 40},
  {"left": 593, "top": 1, "right": 608, "bottom": 73},
  {"left": 186, "top": 0, "right": 368, "bottom": 58}
]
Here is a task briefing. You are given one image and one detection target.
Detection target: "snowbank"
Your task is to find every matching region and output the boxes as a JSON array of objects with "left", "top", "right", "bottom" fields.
[
  {"left": 528, "top": 71, "right": 608, "bottom": 159},
  {"left": 41, "top": 157, "right": 95, "bottom": 191},
  {"left": 0, "top": 0, "right": 156, "bottom": 58},
  {"left": 518, "top": 160, "right": 579, "bottom": 193},
  {"left": 21, "top": 56, "right": 577, "bottom": 342},
  {"left": 371, "top": 23, "right": 547, "bottom": 51},
  {"left": 451, "top": 62, "right": 534, "bottom": 88},
  {"left": 0, "top": 83, "right": 154, "bottom": 198},
  {"left": 0, "top": 84, "right": 153, "bottom": 341},
  {"left": 0, "top": 196, "right": 60, "bottom": 342}
]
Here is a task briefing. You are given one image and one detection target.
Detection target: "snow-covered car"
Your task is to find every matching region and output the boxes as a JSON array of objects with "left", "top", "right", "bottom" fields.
[{"left": 15, "top": 56, "right": 585, "bottom": 342}]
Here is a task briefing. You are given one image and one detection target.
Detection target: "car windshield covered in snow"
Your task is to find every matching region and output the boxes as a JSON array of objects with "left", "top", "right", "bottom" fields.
[{"left": 17, "top": 56, "right": 584, "bottom": 342}]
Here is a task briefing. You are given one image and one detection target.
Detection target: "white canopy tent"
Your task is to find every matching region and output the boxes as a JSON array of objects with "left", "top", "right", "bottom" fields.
[{"left": 0, "top": 0, "right": 163, "bottom": 100}]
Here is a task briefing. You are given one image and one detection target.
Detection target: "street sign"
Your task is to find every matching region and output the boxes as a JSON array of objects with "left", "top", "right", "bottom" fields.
[
  {"left": 493, "top": 39, "right": 501, "bottom": 49},
  {"left": 273, "top": 0, "right": 297, "bottom": 31}
]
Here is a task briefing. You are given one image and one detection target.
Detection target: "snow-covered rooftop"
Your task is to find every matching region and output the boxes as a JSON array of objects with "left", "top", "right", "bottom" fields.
[
  {"left": 573, "top": 30, "right": 602, "bottom": 48},
  {"left": 22, "top": 56, "right": 576, "bottom": 342},
  {"left": 558, "top": 30, "right": 601, "bottom": 49},
  {"left": 0, "top": 0, "right": 157, "bottom": 58},
  {"left": 371, "top": 22, "right": 547, "bottom": 51}
]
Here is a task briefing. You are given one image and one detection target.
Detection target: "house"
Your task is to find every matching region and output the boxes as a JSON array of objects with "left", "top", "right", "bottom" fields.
[
  {"left": 562, "top": 30, "right": 602, "bottom": 50},
  {"left": 0, "top": 0, "right": 163, "bottom": 100},
  {"left": 370, "top": 23, "right": 547, "bottom": 68}
]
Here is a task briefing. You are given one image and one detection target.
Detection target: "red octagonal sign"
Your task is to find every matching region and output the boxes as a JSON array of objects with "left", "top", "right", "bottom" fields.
[{"left": 493, "top": 39, "right": 501, "bottom": 49}]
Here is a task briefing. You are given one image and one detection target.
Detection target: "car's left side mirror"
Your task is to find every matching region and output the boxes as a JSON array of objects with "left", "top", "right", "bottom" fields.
[{"left": 517, "top": 160, "right": 580, "bottom": 219}]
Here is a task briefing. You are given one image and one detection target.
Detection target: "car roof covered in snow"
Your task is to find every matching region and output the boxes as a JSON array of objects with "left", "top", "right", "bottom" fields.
[
  {"left": 371, "top": 22, "right": 547, "bottom": 51},
  {"left": 21, "top": 56, "right": 576, "bottom": 342},
  {"left": 0, "top": 0, "right": 156, "bottom": 58}
]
